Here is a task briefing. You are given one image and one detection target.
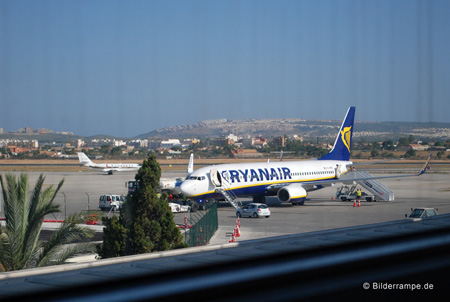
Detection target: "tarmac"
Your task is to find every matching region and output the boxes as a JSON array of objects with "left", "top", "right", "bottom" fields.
[
  {"left": 1, "top": 169, "right": 449, "bottom": 246},
  {"left": 0, "top": 167, "right": 449, "bottom": 298}
]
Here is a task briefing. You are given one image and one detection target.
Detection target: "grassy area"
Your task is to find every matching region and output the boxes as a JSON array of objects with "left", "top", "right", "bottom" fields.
[{"left": 0, "top": 151, "right": 447, "bottom": 173}]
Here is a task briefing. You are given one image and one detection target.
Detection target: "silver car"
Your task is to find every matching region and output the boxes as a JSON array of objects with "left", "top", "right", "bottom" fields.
[
  {"left": 236, "top": 203, "right": 270, "bottom": 218},
  {"left": 407, "top": 208, "right": 438, "bottom": 219}
]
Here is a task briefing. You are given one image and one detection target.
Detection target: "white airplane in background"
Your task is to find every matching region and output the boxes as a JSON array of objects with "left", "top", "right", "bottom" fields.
[
  {"left": 180, "top": 106, "right": 431, "bottom": 205},
  {"left": 77, "top": 152, "right": 141, "bottom": 175}
]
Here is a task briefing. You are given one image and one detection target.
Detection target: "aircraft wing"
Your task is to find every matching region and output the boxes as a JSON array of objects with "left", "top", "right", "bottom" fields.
[
  {"left": 266, "top": 155, "right": 431, "bottom": 192},
  {"left": 351, "top": 158, "right": 402, "bottom": 166},
  {"left": 301, "top": 154, "right": 432, "bottom": 187}
]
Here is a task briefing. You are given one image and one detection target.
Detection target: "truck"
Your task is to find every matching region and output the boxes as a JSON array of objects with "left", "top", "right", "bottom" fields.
[{"left": 336, "top": 186, "right": 376, "bottom": 202}]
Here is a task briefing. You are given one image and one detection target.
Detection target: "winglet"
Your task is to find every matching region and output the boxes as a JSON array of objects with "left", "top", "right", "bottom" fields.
[{"left": 417, "top": 154, "right": 432, "bottom": 176}]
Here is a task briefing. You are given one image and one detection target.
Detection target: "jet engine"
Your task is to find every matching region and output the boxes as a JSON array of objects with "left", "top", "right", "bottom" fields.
[
  {"left": 159, "top": 178, "right": 183, "bottom": 194},
  {"left": 277, "top": 184, "right": 307, "bottom": 205}
]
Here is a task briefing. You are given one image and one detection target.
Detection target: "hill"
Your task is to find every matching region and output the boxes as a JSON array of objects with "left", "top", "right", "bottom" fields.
[{"left": 136, "top": 119, "right": 450, "bottom": 141}]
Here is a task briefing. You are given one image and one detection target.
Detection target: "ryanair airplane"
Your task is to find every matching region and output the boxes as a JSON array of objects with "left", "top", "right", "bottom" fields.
[{"left": 180, "top": 107, "right": 431, "bottom": 205}]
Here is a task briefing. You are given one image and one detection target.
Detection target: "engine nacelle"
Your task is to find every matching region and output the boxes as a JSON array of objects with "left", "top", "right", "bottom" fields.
[
  {"left": 277, "top": 184, "right": 307, "bottom": 205},
  {"left": 159, "top": 178, "right": 183, "bottom": 194}
]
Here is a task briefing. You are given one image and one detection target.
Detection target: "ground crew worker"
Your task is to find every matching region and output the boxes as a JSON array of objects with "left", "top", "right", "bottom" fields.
[{"left": 356, "top": 189, "right": 362, "bottom": 207}]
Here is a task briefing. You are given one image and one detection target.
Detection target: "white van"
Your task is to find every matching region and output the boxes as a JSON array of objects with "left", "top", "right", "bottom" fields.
[{"left": 99, "top": 195, "right": 125, "bottom": 211}]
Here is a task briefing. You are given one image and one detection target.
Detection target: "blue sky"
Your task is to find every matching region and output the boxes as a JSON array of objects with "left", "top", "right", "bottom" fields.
[{"left": 1, "top": 0, "right": 449, "bottom": 137}]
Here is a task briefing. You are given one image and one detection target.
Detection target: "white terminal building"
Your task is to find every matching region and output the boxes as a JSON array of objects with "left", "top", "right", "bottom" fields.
[{"left": 161, "top": 139, "right": 181, "bottom": 149}]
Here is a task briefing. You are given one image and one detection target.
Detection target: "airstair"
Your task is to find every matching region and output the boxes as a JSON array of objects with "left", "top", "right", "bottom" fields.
[
  {"left": 215, "top": 180, "right": 242, "bottom": 209},
  {"left": 340, "top": 170, "right": 395, "bottom": 201},
  {"left": 356, "top": 171, "right": 394, "bottom": 201},
  {"left": 210, "top": 168, "right": 242, "bottom": 209}
]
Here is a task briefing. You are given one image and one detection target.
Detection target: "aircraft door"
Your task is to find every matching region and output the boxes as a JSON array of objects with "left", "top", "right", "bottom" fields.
[
  {"left": 335, "top": 165, "right": 341, "bottom": 179},
  {"left": 210, "top": 169, "right": 222, "bottom": 187}
]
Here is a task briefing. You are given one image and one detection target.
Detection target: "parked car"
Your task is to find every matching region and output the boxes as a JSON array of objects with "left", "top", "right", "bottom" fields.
[
  {"left": 99, "top": 194, "right": 125, "bottom": 211},
  {"left": 407, "top": 208, "right": 439, "bottom": 219},
  {"left": 236, "top": 203, "right": 270, "bottom": 218}
]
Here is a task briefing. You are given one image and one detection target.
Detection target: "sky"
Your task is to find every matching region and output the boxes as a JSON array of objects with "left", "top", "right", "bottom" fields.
[{"left": 1, "top": 0, "right": 450, "bottom": 138}]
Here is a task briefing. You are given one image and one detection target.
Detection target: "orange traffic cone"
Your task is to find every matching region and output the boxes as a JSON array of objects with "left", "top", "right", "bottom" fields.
[
  {"left": 235, "top": 225, "right": 240, "bottom": 237},
  {"left": 229, "top": 232, "right": 236, "bottom": 243},
  {"left": 358, "top": 200, "right": 361, "bottom": 207},
  {"left": 236, "top": 218, "right": 240, "bottom": 228},
  {"left": 331, "top": 196, "right": 334, "bottom": 200},
  {"left": 353, "top": 200, "right": 357, "bottom": 207}
]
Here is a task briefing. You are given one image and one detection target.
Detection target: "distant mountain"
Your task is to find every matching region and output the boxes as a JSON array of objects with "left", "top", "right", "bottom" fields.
[
  {"left": 136, "top": 119, "right": 450, "bottom": 141},
  {"left": 4, "top": 120, "right": 449, "bottom": 142}
]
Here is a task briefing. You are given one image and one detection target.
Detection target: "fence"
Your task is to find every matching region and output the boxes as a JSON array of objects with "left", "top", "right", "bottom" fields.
[
  {"left": 0, "top": 190, "right": 219, "bottom": 247},
  {"left": 35, "top": 192, "right": 111, "bottom": 221},
  {"left": 183, "top": 201, "right": 218, "bottom": 247}
]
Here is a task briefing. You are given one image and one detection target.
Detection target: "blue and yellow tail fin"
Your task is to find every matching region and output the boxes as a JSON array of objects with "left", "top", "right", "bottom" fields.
[{"left": 318, "top": 106, "right": 355, "bottom": 161}]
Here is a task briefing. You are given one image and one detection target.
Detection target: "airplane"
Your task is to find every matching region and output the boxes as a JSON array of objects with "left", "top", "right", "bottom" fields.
[
  {"left": 126, "top": 153, "right": 195, "bottom": 195},
  {"left": 77, "top": 152, "right": 141, "bottom": 175},
  {"left": 180, "top": 106, "right": 431, "bottom": 205}
]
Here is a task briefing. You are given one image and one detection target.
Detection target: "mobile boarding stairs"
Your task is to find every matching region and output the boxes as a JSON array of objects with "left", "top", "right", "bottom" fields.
[
  {"left": 338, "top": 170, "right": 395, "bottom": 201},
  {"left": 210, "top": 169, "right": 242, "bottom": 209}
]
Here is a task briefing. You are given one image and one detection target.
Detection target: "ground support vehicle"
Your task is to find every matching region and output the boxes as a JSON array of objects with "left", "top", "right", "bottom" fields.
[
  {"left": 336, "top": 185, "right": 376, "bottom": 202},
  {"left": 99, "top": 195, "right": 125, "bottom": 211}
]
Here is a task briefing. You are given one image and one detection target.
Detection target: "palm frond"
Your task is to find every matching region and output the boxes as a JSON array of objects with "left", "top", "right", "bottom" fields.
[
  {"left": 0, "top": 173, "right": 93, "bottom": 272},
  {"left": 18, "top": 174, "right": 30, "bottom": 241},
  {"left": 0, "top": 232, "right": 14, "bottom": 272},
  {"left": 0, "top": 174, "right": 26, "bottom": 271},
  {"left": 2, "top": 174, "right": 20, "bottom": 233},
  {"left": 20, "top": 174, "right": 61, "bottom": 269},
  {"left": 28, "top": 174, "right": 46, "bottom": 223},
  {"left": 39, "top": 243, "right": 96, "bottom": 267},
  {"left": 36, "top": 214, "right": 94, "bottom": 267}
]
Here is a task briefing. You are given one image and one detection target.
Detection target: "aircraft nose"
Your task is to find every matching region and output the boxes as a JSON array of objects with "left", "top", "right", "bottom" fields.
[{"left": 180, "top": 181, "right": 193, "bottom": 197}]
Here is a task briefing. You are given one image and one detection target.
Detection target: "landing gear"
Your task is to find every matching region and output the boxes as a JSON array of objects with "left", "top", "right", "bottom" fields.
[{"left": 190, "top": 201, "right": 198, "bottom": 212}]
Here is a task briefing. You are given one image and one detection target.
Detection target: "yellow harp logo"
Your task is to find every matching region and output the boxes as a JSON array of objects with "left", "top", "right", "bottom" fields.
[{"left": 340, "top": 126, "right": 352, "bottom": 152}]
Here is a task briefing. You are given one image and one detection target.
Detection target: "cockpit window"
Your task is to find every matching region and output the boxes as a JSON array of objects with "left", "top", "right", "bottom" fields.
[{"left": 189, "top": 176, "right": 206, "bottom": 181}]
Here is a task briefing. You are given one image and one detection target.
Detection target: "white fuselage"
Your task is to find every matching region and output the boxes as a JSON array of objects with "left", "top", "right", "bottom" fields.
[
  {"left": 180, "top": 159, "right": 352, "bottom": 202},
  {"left": 89, "top": 163, "right": 140, "bottom": 170}
]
